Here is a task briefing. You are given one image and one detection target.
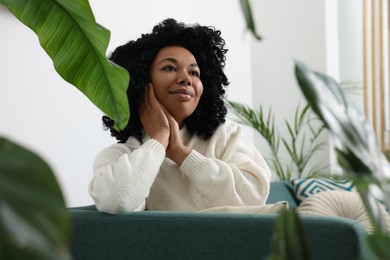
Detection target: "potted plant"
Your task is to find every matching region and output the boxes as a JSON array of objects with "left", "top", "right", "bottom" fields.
[{"left": 0, "top": 0, "right": 129, "bottom": 258}]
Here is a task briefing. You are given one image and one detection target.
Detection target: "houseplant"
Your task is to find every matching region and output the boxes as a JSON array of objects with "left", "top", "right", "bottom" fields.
[
  {"left": 227, "top": 83, "right": 363, "bottom": 181},
  {"left": 0, "top": 0, "right": 129, "bottom": 258},
  {"left": 294, "top": 60, "right": 390, "bottom": 259},
  {"left": 241, "top": 2, "right": 390, "bottom": 258},
  {"left": 227, "top": 101, "right": 328, "bottom": 180}
]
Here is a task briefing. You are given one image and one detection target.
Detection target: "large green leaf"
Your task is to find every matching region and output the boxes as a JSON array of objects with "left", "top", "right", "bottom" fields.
[
  {"left": 0, "top": 137, "right": 71, "bottom": 259},
  {"left": 0, "top": 0, "right": 130, "bottom": 131},
  {"left": 294, "top": 61, "right": 385, "bottom": 174},
  {"left": 294, "top": 60, "right": 390, "bottom": 236},
  {"left": 294, "top": 61, "right": 390, "bottom": 177}
]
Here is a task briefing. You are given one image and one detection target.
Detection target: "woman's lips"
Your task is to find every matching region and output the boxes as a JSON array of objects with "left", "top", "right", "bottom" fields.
[
  {"left": 169, "top": 89, "right": 194, "bottom": 96},
  {"left": 169, "top": 89, "right": 194, "bottom": 100}
]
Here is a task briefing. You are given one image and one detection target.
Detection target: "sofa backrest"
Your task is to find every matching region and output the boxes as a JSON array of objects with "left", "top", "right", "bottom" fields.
[{"left": 267, "top": 181, "right": 298, "bottom": 208}]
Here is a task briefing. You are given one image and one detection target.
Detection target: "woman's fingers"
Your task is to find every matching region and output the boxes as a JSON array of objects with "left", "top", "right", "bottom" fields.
[
  {"left": 143, "top": 83, "right": 153, "bottom": 107},
  {"left": 140, "top": 83, "right": 170, "bottom": 148}
]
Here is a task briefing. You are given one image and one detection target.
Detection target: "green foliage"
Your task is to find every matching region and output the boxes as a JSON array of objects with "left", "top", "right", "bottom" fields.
[
  {"left": 239, "top": 0, "right": 262, "bottom": 40},
  {"left": 239, "top": 4, "right": 390, "bottom": 258},
  {"left": 295, "top": 60, "right": 390, "bottom": 259},
  {"left": 366, "top": 230, "right": 390, "bottom": 259},
  {"left": 0, "top": 0, "right": 130, "bottom": 131},
  {"left": 0, "top": 137, "right": 71, "bottom": 259},
  {"left": 267, "top": 210, "right": 311, "bottom": 260},
  {"left": 227, "top": 101, "right": 328, "bottom": 180},
  {"left": 0, "top": 0, "right": 133, "bottom": 258}
]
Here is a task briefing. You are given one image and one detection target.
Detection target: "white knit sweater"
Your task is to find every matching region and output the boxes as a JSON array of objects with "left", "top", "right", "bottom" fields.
[{"left": 89, "top": 119, "right": 271, "bottom": 214}]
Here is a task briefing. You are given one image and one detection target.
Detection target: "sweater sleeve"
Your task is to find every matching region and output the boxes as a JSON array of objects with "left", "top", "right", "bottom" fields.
[
  {"left": 89, "top": 138, "right": 165, "bottom": 214},
  {"left": 180, "top": 123, "right": 271, "bottom": 209}
]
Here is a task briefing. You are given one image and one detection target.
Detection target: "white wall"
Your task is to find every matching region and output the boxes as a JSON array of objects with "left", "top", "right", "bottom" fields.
[
  {"left": 248, "top": 0, "right": 363, "bottom": 179},
  {"left": 338, "top": 0, "right": 363, "bottom": 86},
  {"left": 250, "top": 0, "right": 328, "bottom": 179},
  {"left": 0, "top": 1, "right": 252, "bottom": 207},
  {"left": 328, "top": 0, "right": 364, "bottom": 171},
  {"left": 251, "top": 0, "right": 327, "bottom": 114}
]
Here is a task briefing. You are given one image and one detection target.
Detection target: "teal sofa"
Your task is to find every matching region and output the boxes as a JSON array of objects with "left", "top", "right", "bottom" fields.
[{"left": 70, "top": 181, "right": 370, "bottom": 259}]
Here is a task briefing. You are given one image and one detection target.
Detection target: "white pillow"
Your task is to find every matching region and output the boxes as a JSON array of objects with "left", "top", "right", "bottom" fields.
[{"left": 296, "top": 190, "right": 390, "bottom": 234}]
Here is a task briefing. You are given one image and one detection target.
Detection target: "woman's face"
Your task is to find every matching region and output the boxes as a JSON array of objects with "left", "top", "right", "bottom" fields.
[{"left": 149, "top": 46, "right": 203, "bottom": 126}]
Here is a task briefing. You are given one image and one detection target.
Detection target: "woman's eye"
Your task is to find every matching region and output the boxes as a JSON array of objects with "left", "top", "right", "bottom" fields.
[
  {"left": 190, "top": 71, "right": 200, "bottom": 77},
  {"left": 162, "top": 66, "right": 175, "bottom": 71}
]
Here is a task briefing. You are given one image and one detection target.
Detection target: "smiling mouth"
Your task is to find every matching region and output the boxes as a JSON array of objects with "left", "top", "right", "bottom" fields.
[{"left": 169, "top": 89, "right": 194, "bottom": 97}]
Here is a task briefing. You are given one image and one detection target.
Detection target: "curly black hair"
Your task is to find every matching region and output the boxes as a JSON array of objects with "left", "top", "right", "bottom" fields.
[{"left": 103, "top": 18, "right": 229, "bottom": 143}]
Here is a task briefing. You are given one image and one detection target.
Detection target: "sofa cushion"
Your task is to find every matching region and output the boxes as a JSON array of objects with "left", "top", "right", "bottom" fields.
[{"left": 291, "top": 178, "right": 355, "bottom": 203}]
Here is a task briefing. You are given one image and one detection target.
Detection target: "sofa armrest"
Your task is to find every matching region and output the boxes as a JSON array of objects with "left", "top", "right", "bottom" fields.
[{"left": 70, "top": 209, "right": 369, "bottom": 260}]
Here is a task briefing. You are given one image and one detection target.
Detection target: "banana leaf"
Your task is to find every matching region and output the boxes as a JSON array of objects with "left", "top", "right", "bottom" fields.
[
  {"left": 0, "top": 0, "right": 130, "bottom": 131},
  {"left": 0, "top": 137, "right": 71, "bottom": 259}
]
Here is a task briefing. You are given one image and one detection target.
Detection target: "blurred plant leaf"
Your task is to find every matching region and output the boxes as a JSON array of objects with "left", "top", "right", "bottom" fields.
[
  {"left": 339, "top": 80, "right": 364, "bottom": 96},
  {"left": 294, "top": 59, "right": 390, "bottom": 234},
  {"left": 366, "top": 230, "right": 390, "bottom": 259},
  {"left": 294, "top": 60, "right": 388, "bottom": 174},
  {"left": 267, "top": 210, "right": 311, "bottom": 260},
  {"left": 0, "top": 0, "right": 130, "bottom": 131},
  {"left": 0, "top": 137, "right": 71, "bottom": 259},
  {"left": 239, "top": 0, "right": 262, "bottom": 40}
]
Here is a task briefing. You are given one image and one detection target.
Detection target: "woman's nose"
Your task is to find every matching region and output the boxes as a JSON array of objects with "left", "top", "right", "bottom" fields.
[{"left": 178, "top": 74, "right": 192, "bottom": 86}]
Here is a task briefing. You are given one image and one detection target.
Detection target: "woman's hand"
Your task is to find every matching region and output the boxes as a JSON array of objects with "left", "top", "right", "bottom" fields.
[
  {"left": 163, "top": 108, "right": 191, "bottom": 165},
  {"left": 139, "top": 84, "right": 170, "bottom": 149}
]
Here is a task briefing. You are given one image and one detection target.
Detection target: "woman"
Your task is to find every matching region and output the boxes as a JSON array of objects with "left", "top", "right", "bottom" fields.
[{"left": 89, "top": 18, "right": 272, "bottom": 214}]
